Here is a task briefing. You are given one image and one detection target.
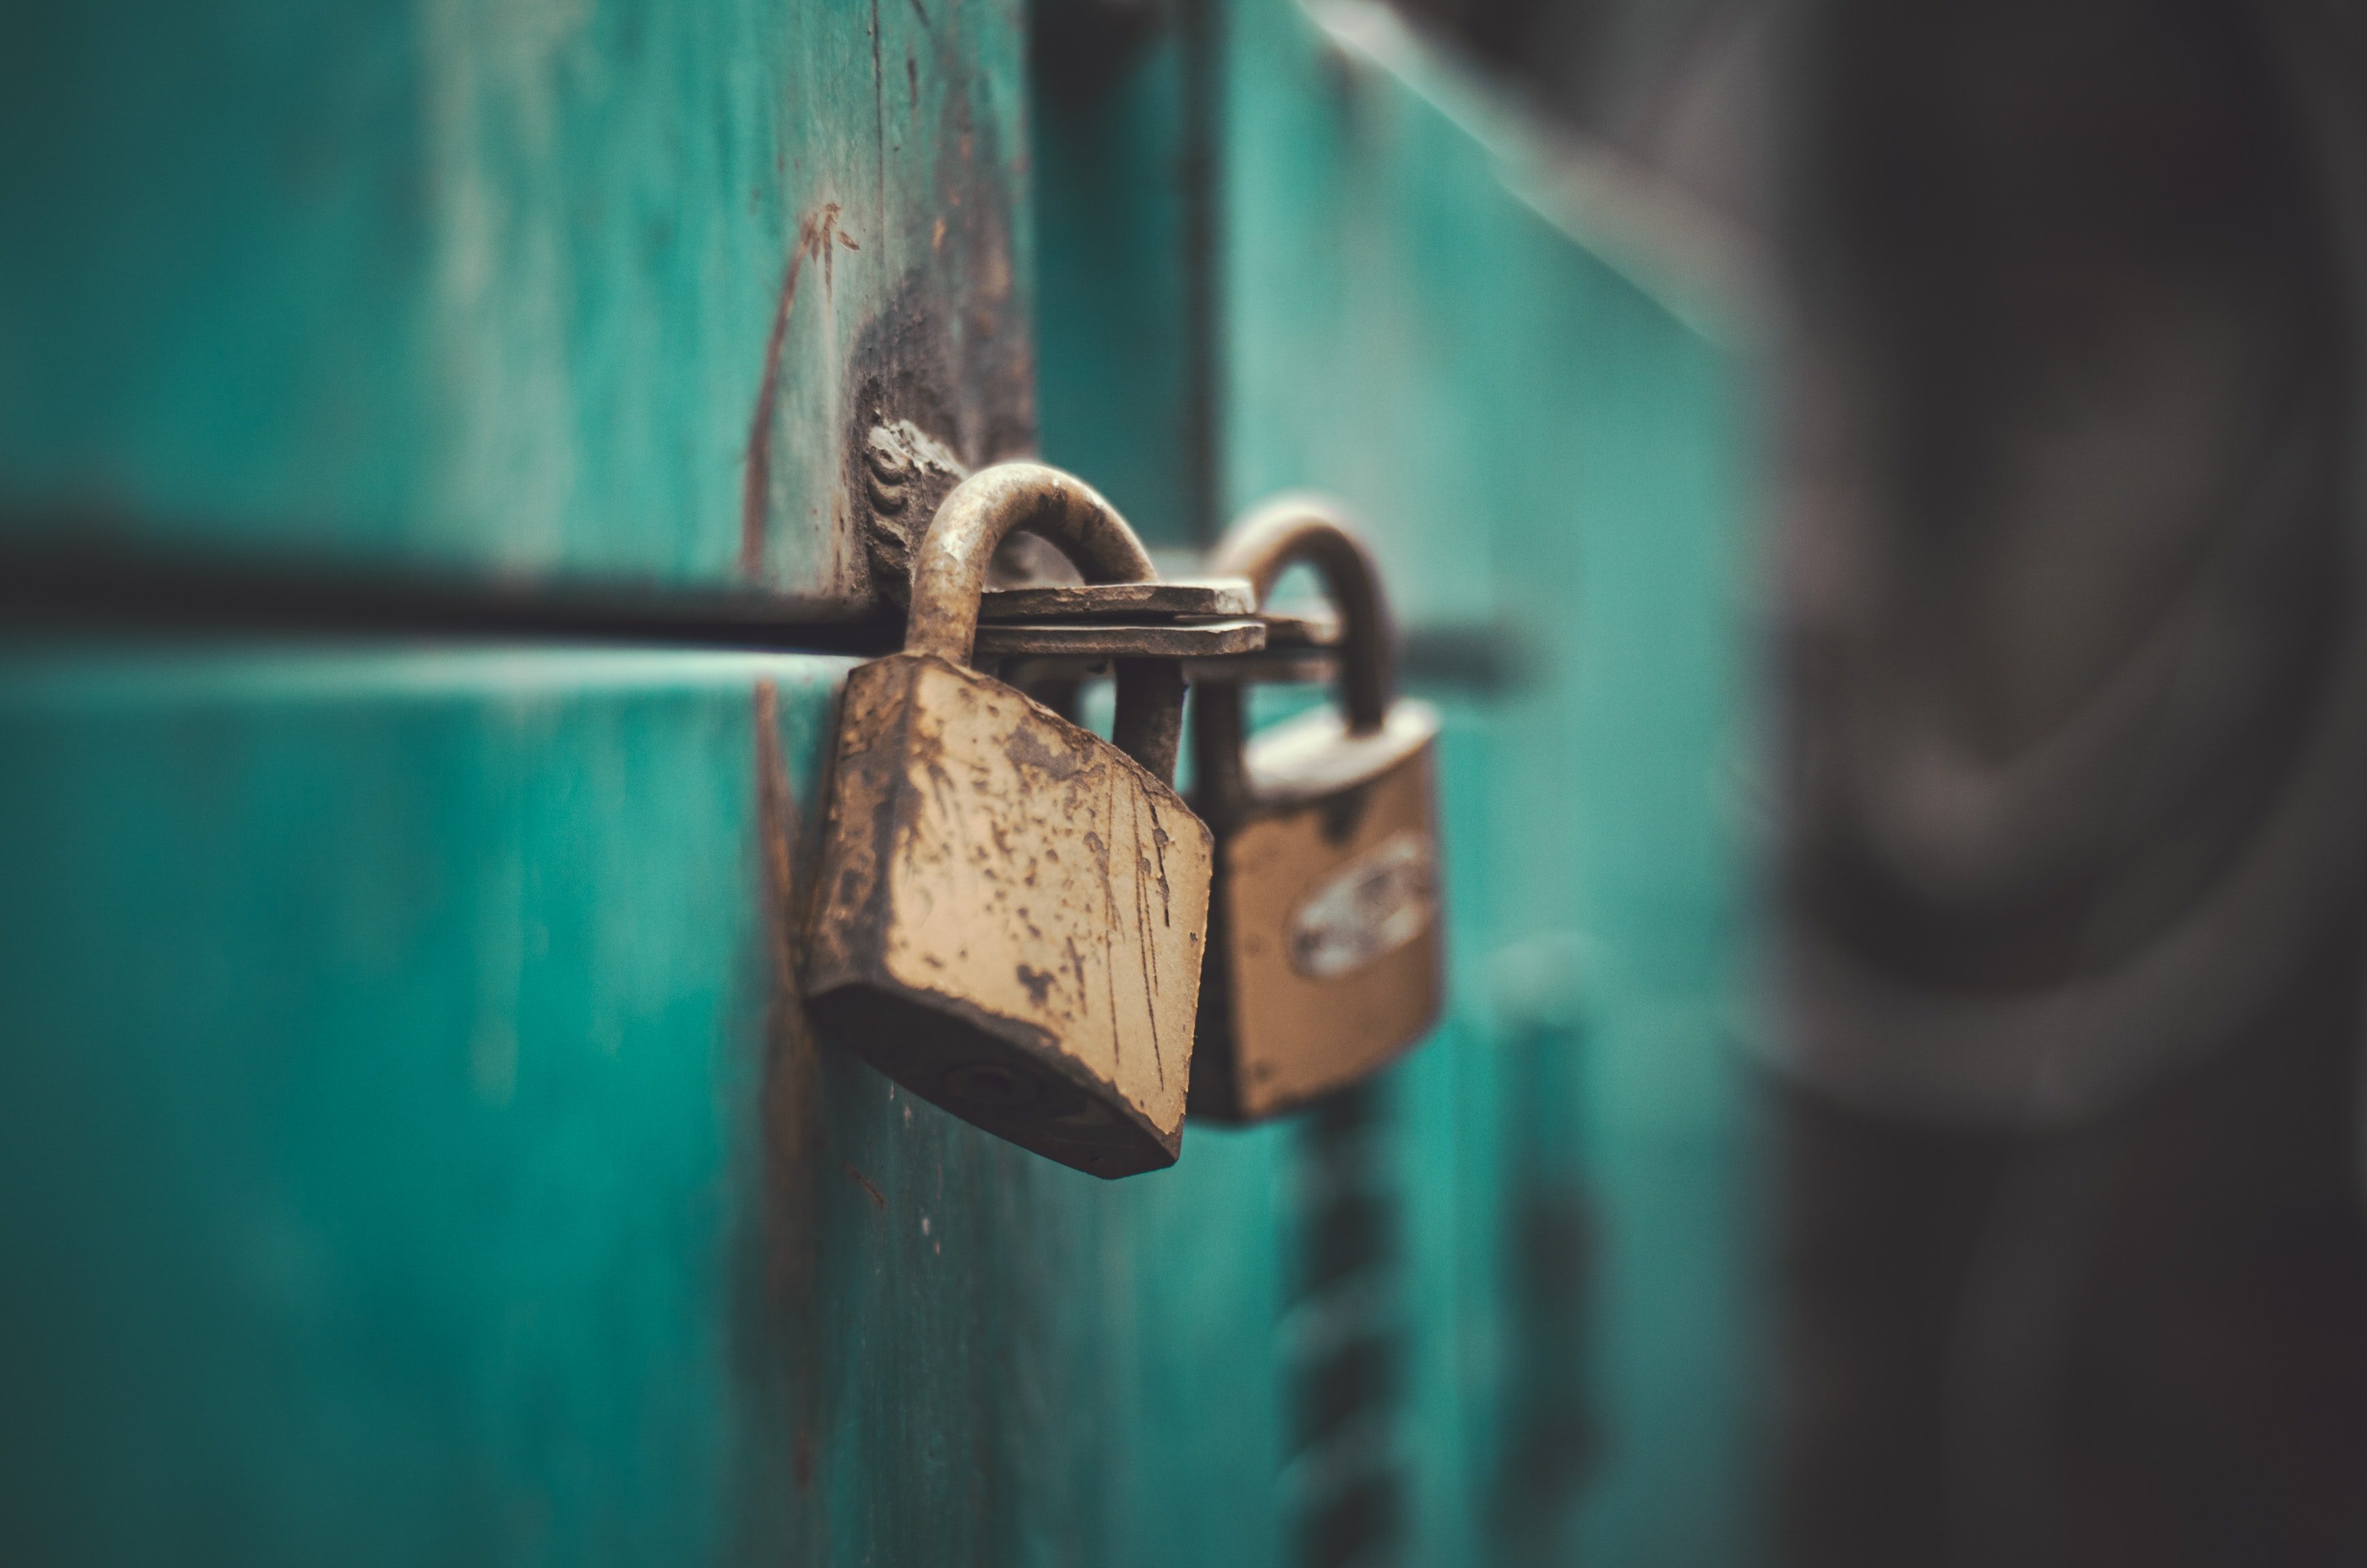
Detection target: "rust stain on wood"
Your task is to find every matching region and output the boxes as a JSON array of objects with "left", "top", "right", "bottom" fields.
[
  {"left": 751, "top": 680, "right": 830, "bottom": 1518},
  {"left": 840, "top": 1161, "right": 889, "bottom": 1210},
  {"left": 754, "top": 678, "right": 826, "bottom": 1316},
  {"left": 740, "top": 207, "right": 843, "bottom": 580}
]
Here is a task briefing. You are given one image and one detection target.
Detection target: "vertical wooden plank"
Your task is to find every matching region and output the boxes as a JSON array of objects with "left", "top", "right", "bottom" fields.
[
  {"left": 1214, "top": 2, "right": 1759, "bottom": 1563},
  {"left": 1028, "top": 14, "right": 1302, "bottom": 1565},
  {"left": 1035, "top": 1, "right": 1755, "bottom": 1560},
  {"left": 1032, "top": 0, "right": 1221, "bottom": 549}
]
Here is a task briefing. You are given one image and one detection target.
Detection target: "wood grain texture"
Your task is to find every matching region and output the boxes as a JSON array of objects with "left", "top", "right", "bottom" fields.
[{"left": 0, "top": 0, "right": 1031, "bottom": 604}]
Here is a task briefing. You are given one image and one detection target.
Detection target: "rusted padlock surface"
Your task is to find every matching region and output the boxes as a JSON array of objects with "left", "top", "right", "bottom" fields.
[
  {"left": 1188, "top": 495, "right": 1444, "bottom": 1123},
  {"left": 805, "top": 463, "right": 1212, "bottom": 1176}
]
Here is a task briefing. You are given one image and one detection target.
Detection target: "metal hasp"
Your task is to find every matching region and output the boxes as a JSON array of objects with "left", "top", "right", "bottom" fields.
[
  {"left": 1187, "top": 494, "right": 1445, "bottom": 1121},
  {"left": 975, "top": 576, "right": 1268, "bottom": 691},
  {"left": 980, "top": 578, "right": 1258, "bottom": 621},
  {"left": 973, "top": 618, "right": 1264, "bottom": 659},
  {"left": 804, "top": 463, "right": 1214, "bottom": 1176}
]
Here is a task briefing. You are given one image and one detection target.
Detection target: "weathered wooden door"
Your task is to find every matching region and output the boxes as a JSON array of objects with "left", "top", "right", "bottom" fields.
[{"left": 0, "top": 0, "right": 1753, "bottom": 1563}]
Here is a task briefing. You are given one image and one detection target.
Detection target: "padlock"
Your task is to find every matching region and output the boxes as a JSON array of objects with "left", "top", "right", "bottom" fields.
[
  {"left": 1187, "top": 496, "right": 1444, "bottom": 1122},
  {"left": 804, "top": 462, "right": 1214, "bottom": 1178}
]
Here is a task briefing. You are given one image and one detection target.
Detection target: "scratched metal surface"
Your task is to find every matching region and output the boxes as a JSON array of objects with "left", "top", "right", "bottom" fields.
[{"left": 0, "top": 0, "right": 1029, "bottom": 607}]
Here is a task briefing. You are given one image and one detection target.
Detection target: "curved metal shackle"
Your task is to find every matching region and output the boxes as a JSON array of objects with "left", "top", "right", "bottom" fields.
[
  {"left": 904, "top": 462, "right": 1157, "bottom": 664},
  {"left": 902, "top": 461, "right": 1184, "bottom": 785},
  {"left": 1209, "top": 492, "right": 1394, "bottom": 734}
]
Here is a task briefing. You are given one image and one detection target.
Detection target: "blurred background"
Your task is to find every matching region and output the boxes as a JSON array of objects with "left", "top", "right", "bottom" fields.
[
  {"left": 1390, "top": 0, "right": 2367, "bottom": 1560},
  {"left": 5, "top": 0, "right": 2366, "bottom": 1564}
]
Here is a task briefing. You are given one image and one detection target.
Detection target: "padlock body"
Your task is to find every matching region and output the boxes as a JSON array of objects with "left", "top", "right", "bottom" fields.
[
  {"left": 806, "top": 653, "right": 1211, "bottom": 1176},
  {"left": 1191, "top": 702, "right": 1444, "bottom": 1120}
]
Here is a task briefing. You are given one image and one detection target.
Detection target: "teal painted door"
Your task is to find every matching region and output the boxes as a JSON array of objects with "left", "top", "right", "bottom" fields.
[{"left": 1, "top": 1, "right": 1755, "bottom": 1565}]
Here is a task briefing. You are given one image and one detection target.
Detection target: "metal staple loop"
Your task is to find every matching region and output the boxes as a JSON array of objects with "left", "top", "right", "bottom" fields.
[
  {"left": 903, "top": 463, "right": 1159, "bottom": 666},
  {"left": 900, "top": 461, "right": 1183, "bottom": 785},
  {"left": 1207, "top": 493, "right": 1394, "bottom": 735}
]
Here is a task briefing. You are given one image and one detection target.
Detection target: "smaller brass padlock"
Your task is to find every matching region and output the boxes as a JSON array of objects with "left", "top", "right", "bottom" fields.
[
  {"left": 1187, "top": 497, "right": 1444, "bottom": 1122},
  {"left": 805, "top": 462, "right": 1213, "bottom": 1177}
]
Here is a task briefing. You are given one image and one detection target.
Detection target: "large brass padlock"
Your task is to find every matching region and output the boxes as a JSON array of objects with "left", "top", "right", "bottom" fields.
[
  {"left": 1187, "top": 497, "right": 1444, "bottom": 1121},
  {"left": 804, "top": 462, "right": 1213, "bottom": 1177}
]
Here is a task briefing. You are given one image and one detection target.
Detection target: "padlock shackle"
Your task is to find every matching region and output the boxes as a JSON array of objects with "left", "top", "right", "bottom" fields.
[
  {"left": 905, "top": 462, "right": 1159, "bottom": 665},
  {"left": 1210, "top": 495, "right": 1392, "bottom": 734},
  {"left": 905, "top": 462, "right": 1183, "bottom": 784}
]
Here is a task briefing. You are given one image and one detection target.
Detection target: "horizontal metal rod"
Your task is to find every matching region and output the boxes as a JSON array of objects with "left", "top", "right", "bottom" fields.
[{"left": 0, "top": 532, "right": 903, "bottom": 657}]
